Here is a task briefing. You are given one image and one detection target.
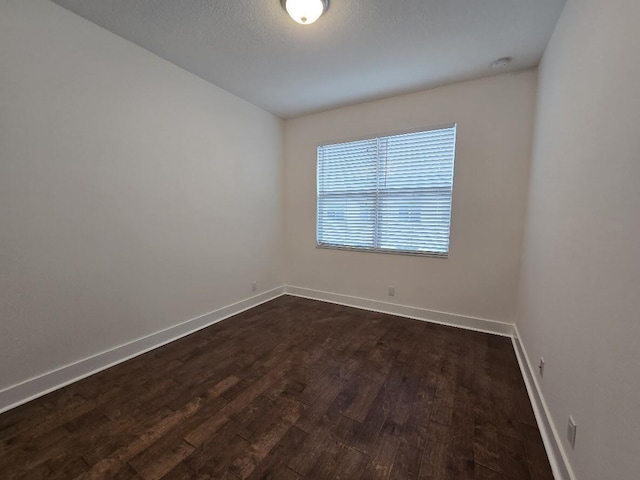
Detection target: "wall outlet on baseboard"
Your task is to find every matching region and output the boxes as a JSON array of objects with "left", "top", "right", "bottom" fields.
[
  {"left": 388, "top": 286, "right": 395, "bottom": 297},
  {"left": 538, "top": 357, "right": 545, "bottom": 377},
  {"left": 251, "top": 282, "right": 257, "bottom": 292},
  {"left": 567, "top": 415, "right": 577, "bottom": 449}
]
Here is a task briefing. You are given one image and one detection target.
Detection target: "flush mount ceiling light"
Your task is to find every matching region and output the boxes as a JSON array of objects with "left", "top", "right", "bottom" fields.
[
  {"left": 491, "top": 57, "right": 512, "bottom": 70},
  {"left": 281, "top": 0, "right": 329, "bottom": 25}
]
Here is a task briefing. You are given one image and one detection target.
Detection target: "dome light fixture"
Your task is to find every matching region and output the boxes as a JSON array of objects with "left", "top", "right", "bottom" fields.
[
  {"left": 281, "top": 0, "right": 329, "bottom": 25},
  {"left": 491, "top": 57, "right": 512, "bottom": 70}
]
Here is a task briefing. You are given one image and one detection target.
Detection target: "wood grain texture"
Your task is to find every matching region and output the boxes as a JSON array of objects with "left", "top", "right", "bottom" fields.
[{"left": 0, "top": 296, "right": 554, "bottom": 479}]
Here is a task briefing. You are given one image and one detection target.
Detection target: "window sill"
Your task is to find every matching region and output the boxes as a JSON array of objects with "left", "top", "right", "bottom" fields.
[{"left": 316, "top": 244, "right": 448, "bottom": 259}]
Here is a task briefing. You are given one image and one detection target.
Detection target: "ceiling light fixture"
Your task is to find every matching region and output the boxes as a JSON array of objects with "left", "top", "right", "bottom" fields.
[
  {"left": 491, "top": 57, "right": 512, "bottom": 70},
  {"left": 281, "top": 0, "right": 329, "bottom": 25}
]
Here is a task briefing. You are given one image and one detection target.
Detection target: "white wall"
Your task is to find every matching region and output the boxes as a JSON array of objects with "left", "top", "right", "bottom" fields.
[
  {"left": 0, "top": 0, "right": 283, "bottom": 391},
  {"left": 517, "top": 0, "right": 640, "bottom": 478},
  {"left": 284, "top": 71, "right": 537, "bottom": 323}
]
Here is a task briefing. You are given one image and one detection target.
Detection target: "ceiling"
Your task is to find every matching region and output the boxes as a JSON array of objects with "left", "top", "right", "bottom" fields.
[{"left": 50, "top": 0, "right": 566, "bottom": 119}]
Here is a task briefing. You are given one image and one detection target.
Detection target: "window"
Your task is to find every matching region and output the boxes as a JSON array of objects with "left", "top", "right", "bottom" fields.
[{"left": 317, "top": 124, "right": 456, "bottom": 256}]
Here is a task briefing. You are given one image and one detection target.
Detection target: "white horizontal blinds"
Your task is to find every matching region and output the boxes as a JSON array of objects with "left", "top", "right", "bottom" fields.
[
  {"left": 317, "top": 138, "right": 378, "bottom": 248},
  {"left": 317, "top": 125, "right": 456, "bottom": 255},
  {"left": 377, "top": 127, "right": 456, "bottom": 254}
]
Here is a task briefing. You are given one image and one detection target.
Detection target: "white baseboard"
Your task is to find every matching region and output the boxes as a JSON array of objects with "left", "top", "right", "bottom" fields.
[
  {"left": 0, "top": 284, "right": 572, "bottom": 480},
  {"left": 0, "top": 287, "right": 286, "bottom": 414},
  {"left": 284, "top": 286, "right": 573, "bottom": 479},
  {"left": 512, "top": 325, "right": 576, "bottom": 480},
  {"left": 284, "top": 285, "right": 514, "bottom": 337}
]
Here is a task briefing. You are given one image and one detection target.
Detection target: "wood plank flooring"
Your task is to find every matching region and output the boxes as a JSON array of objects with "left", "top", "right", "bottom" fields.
[{"left": 0, "top": 296, "right": 554, "bottom": 479}]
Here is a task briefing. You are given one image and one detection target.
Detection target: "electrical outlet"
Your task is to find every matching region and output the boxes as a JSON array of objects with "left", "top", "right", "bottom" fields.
[
  {"left": 251, "top": 282, "right": 257, "bottom": 292},
  {"left": 538, "top": 357, "right": 545, "bottom": 378},
  {"left": 567, "top": 416, "right": 577, "bottom": 449},
  {"left": 388, "top": 286, "right": 395, "bottom": 297}
]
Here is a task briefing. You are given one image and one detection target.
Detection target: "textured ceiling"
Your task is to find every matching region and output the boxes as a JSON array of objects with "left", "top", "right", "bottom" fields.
[{"left": 50, "top": 0, "right": 565, "bottom": 118}]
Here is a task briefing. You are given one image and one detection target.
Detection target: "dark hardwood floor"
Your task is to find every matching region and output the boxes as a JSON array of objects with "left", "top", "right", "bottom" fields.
[{"left": 0, "top": 296, "right": 554, "bottom": 479}]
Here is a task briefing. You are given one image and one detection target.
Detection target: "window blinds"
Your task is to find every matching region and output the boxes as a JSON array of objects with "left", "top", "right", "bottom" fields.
[{"left": 317, "top": 125, "right": 456, "bottom": 256}]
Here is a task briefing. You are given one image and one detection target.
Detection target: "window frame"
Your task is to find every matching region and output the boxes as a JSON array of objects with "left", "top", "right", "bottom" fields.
[{"left": 316, "top": 123, "right": 457, "bottom": 258}]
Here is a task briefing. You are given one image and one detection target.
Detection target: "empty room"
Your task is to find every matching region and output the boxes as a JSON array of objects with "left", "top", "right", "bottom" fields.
[{"left": 1, "top": 0, "right": 638, "bottom": 479}]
